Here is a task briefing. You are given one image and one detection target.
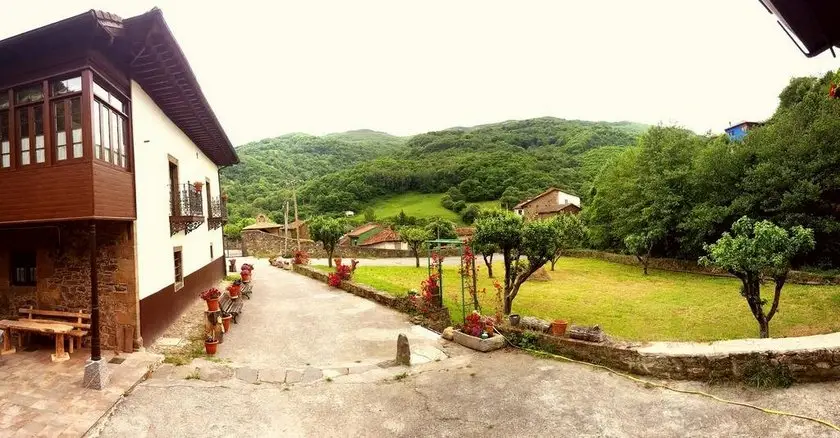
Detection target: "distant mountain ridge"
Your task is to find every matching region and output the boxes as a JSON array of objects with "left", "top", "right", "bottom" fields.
[{"left": 221, "top": 117, "right": 650, "bottom": 231}]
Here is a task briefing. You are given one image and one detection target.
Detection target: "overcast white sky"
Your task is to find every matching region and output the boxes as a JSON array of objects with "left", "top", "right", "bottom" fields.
[{"left": 5, "top": 1, "right": 840, "bottom": 145}]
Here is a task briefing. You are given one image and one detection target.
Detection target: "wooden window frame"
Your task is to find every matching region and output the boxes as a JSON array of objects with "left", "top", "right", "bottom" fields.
[
  {"left": 173, "top": 246, "right": 184, "bottom": 291},
  {"left": 15, "top": 92, "right": 49, "bottom": 169},
  {"left": 52, "top": 94, "right": 85, "bottom": 163},
  {"left": 90, "top": 74, "right": 130, "bottom": 171},
  {"left": 10, "top": 251, "right": 36, "bottom": 286}
]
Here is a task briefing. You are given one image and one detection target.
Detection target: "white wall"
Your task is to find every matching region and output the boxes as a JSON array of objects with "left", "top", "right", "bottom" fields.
[
  {"left": 131, "top": 82, "right": 224, "bottom": 300},
  {"left": 557, "top": 191, "right": 581, "bottom": 207}
]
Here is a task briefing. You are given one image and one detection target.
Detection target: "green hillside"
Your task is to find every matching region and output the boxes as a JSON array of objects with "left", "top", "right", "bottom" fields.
[{"left": 221, "top": 117, "right": 649, "bottom": 231}]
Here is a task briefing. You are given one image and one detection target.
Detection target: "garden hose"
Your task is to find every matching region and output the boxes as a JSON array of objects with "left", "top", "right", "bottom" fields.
[{"left": 496, "top": 331, "right": 840, "bottom": 433}]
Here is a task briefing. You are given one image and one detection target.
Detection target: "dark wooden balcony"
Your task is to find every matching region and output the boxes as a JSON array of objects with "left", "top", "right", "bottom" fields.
[
  {"left": 169, "top": 183, "right": 204, "bottom": 235},
  {"left": 207, "top": 196, "right": 228, "bottom": 230}
]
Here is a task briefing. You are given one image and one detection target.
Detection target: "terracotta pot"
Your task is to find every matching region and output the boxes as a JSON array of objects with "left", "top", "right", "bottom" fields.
[
  {"left": 551, "top": 320, "right": 568, "bottom": 337},
  {"left": 222, "top": 315, "right": 232, "bottom": 332},
  {"left": 204, "top": 340, "right": 218, "bottom": 355},
  {"left": 193, "top": 181, "right": 204, "bottom": 191},
  {"left": 228, "top": 285, "right": 241, "bottom": 298},
  {"left": 205, "top": 298, "right": 220, "bottom": 311}
]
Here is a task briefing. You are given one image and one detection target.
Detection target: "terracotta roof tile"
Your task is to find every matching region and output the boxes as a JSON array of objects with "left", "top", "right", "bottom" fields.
[{"left": 360, "top": 228, "right": 401, "bottom": 246}]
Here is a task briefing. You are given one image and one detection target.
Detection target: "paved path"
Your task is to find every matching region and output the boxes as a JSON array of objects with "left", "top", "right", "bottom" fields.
[
  {"left": 92, "top": 260, "right": 840, "bottom": 437},
  {"left": 217, "top": 258, "right": 447, "bottom": 369}
]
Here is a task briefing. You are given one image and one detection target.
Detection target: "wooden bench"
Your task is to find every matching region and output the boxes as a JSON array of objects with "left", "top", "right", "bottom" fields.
[
  {"left": 220, "top": 294, "right": 244, "bottom": 324},
  {"left": 241, "top": 282, "right": 253, "bottom": 300},
  {"left": 18, "top": 307, "right": 91, "bottom": 354}
]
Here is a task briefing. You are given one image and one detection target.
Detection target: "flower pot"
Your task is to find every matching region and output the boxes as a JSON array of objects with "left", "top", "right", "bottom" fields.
[
  {"left": 551, "top": 320, "right": 568, "bottom": 337},
  {"left": 222, "top": 315, "right": 232, "bottom": 333},
  {"left": 205, "top": 298, "right": 220, "bottom": 311},
  {"left": 509, "top": 314, "right": 521, "bottom": 326},
  {"left": 204, "top": 340, "right": 218, "bottom": 355},
  {"left": 228, "top": 285, "right": 241, "bottom": 298},
  {"left": 193, "top": 181, "right": 204, "bottom": 191}
]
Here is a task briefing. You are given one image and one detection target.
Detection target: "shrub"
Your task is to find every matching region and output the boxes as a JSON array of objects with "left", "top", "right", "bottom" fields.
[
  {"left": 741, "top": 359, "right": 794, "bottom": 389},
  {"left": 293, "top": 250, "right": 310, "bottom": 265},
  {"left": 327, "top": 258, "right": 359, "bottom": 287},
  {"left": 452, "top": 200, "right": 467, "bottom": 213}
]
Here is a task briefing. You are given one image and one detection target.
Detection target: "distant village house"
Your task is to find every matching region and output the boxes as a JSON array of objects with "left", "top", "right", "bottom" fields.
[
  {"left": 513, "top": 188, "right": 581, "bottom": 220},
  {"left": 242, "top": 214, "right": 309, "bottom": 240}
]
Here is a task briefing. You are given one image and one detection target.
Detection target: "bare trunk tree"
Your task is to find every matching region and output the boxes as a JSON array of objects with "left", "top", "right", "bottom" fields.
[
  {"left": 482, "top": 253, "right": 494, "bottom": 278},
  {"left": 732, "top": 270, "right": 783, "bottom": 339}
]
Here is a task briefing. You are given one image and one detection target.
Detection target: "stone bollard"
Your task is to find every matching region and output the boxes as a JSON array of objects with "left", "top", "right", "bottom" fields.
[{"left": 396, "top": 334, "right": 411, "bottom": 366}]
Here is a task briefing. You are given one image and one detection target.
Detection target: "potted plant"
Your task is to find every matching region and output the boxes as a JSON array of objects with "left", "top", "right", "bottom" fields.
[
  {"left": 509, "top": 314, "right": 521, "bottom": 326},
  {"left": 451, "top": 311, "right": 505, "bottom": 352},
  {"left": 193, "top": 181, "right": 204, "bottom": 191},
  {"left": 200, "top": 288, "right": 222, "bottom": 311},
  {"left": 227, "top": 280, "right": 242, "bottom": 298},
  {"left": 240, "top": 267, "right": 252, "bottom": 282},
  {"left": 204, "top": 335, "right": 218, "bottom": 355},
  {"left": 551, "top": 319, "right": 568, "bottom": 337},
  {"left": 221, "top": 312, "right": 233, "bottom": 333}
]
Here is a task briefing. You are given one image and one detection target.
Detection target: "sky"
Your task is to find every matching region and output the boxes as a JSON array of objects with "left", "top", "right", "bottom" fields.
[{"left": 5, "top": 1, "right": 840, "bottom": 145}]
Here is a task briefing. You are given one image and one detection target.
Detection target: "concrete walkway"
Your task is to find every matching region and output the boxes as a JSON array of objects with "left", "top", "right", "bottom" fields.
[
  {"left": 216, "top": 258, "right": 448, "bottom": 370},
  {"left": 638, "top": 332, "right": 840, "bottom": 356}
]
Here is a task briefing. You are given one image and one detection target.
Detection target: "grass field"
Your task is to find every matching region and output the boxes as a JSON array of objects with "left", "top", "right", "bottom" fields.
[
  {"left": 319, "top": 257, "right": 840, "bottom": 342},
  {"left": 366, "top": 192, "right": 501, "bottom": 224}
]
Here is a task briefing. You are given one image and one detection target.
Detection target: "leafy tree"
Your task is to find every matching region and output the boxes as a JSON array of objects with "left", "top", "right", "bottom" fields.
[
  {"left": 425, "top": 218, "right": 457, "bottom": 240},
  {"left": 499, "top": 186, "right": 523, "bottom": 210},
  {"left": 474, "top": 211, "right": 559, "bottom": 314},
  {"left": 400, "top": 226, "right": 431, "bottom": 268},
  {"left": 549, "top": 214, "right": 586, "bottom": 270},
  {"left": 700, "top": 217, "right": 814, "bottom": 338},
  {"left": 452, "top": 200, "right": 467, "bottom": 213},
  {"left": 446, "top": 186, "right": 465, "bottom": 202},
  {"left": 309, "top": 216, "right": 346, "bottom": 267},
  {"left": 624, "top": 231, "right": 662, "bottom": 275},
  {"left": 461, "top": 204, "right": 481, "bottom": 225},
  {"left": 440, "top": 195, "right": 455, "bottom": 211},
  {"left": 363, "top": 207, "right": 376, "bottom": 222}
]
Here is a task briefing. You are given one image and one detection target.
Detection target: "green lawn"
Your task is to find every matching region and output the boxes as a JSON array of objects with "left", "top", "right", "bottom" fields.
[
  {"left": 321, "top": 257, "right": 840, "bottom": 342},
  {"left": 367, "top": 192, "right": 462, "bottom": 223}
]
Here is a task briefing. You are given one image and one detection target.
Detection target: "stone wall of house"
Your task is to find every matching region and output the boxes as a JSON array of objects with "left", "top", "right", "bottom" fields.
[
  {"left": 565, "top": 249, "right": 840, "bottom": 285},
  {"left": 243, "top": 230, "right": 459, "bottom": 259},
  {"left": 0, "top": 222, "right": 138, "bottom": 351}
]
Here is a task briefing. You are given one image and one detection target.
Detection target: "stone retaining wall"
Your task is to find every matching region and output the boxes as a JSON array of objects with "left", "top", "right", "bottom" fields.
[
  {"left": 290, "top": 263, "right": 840, "bottom": 382},
  {"left": 244, "top": 230, "right": 460, "bottom": 259},
  {"left": 565, "top": 249, "right": 840, "bottom": 285},
  {"left": 501, "top": 326, "right": 840, "bottom": 382}
]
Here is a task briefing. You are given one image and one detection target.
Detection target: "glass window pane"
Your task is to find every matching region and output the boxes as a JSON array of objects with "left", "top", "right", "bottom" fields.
[
  {"left": 109, "top": 95, "right": 124, "bottom": 113},
  {"left": 93, "top": 102, "right": 101, "bottom": 148},
  {"left": 93, "top": 82, "right": 109, "bottom": 102},
  {"left": 71, "top": 98, "right": 82, "bottom": 158},
  {"left": 15, "top": 84, "right": 43, "bottom": 104},
  {"left": 110, "top": 112, "right": 119, "bottom": 165},
  {"left": 0, "top": 111, "right": 8, "bottom": 143},
  {"left": 34, "top": 107, "right": 44, "bottom": 163},
  {"left": 1, "top": 155, "right": 8, "bottom": 168},
  {"left": 50, "top": 77, "right": 82, "bottom": 96},
  {"left": 54, "top": 101, "right": 66, "bottom": 161},
  {"left": 19, "top": 109, "right": 29, "bottom": 165},
  {"left": 0, "top": 94, "right": 8, "bottom": 110}
]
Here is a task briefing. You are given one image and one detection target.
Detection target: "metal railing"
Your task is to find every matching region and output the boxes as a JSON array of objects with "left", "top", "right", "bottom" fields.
[{"left": 169, "top": 183, "right": 204, "bottom": 218}]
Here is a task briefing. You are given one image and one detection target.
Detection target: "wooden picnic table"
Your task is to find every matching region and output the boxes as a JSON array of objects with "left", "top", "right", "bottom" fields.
[{"left": 0, "top": 319, "right": 74, "bottom": 362}]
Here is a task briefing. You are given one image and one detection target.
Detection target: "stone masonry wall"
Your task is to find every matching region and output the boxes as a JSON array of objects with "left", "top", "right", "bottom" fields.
[
  {"left": 0, "top": 222, "right": 137, "bottom": 351},
  {"left": 243, "top": 230, "right": 461, "bottom": 259}
]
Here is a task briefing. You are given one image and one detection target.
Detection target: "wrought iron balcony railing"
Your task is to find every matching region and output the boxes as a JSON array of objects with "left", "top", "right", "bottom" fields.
[
  {"left": 207, "top": 196, "right": 228, "bottom": 230},
  {"left": 170, "top": 183, "right": 205, "bottom": 235}
]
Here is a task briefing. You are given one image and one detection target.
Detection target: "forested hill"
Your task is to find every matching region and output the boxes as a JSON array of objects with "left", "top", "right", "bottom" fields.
[{"left": 220, "top": 118, "right": 649, "bottom": 227}]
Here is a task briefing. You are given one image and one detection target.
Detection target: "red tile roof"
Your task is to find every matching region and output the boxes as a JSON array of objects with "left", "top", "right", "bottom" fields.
[{"left": 360, "top": 228, "right": 401, "bottom": 246}]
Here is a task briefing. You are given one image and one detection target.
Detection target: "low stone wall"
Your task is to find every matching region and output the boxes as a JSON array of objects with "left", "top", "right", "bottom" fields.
[
  {"left": 565, "top": 249, "right": 840, "bottom": 285},
  {"left": 293, "top": 264, "right": 413, "bottom": 313},
  {"left": 501, "top": 325, "right": 840, "bottom": 383},
  {"left": 243, "top": 230, "right": 459, "bottom": 259}
]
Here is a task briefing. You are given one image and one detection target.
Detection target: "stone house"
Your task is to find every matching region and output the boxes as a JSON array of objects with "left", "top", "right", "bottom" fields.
[
  {"left": 242, "top": 214, "right": 309, "bottom": 240},
  {"left": 0, "top": 9, "right": 236, "bottom": 352},
  {"left": 513, "top": 187, "right": 581, "bottom": 220}
]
